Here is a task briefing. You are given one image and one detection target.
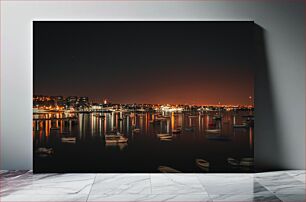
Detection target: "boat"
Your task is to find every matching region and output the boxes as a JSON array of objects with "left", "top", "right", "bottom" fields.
[
  {"left": 227, "top": 158, "right": 240, "bottom": 166},
  {"left": 61, "top": 137, "right": 76, "bottom": 144},
  {"left": 35, "top": 147, "right": 54, "bottom": 157},
  {"left": 157, "top": 133, "right": 173, "bottom": 141},
  {"left": 133, "top": 128, "right": 141, "bottom": 133},
  {"left": 105, "top": 134, "right": 128, "bottom": 144},
  {"left": 205, "top": 129, "right": 221, "bottom": 134},
  {"left": 240, "top": 158, "right": 254, "bottom": 167},
  {"left": 172, "top": 128, "right": 182, "bottom": 134},
  {"left": 159, "top": 135, "right": 173, "bottom": 140},
  {"left": 158, "top": 166, "right": 181, "bottom": 173},
  {"left": 196, "top": 159, "right": 210, "bottom": 170},
  {"left": 233, "top": 123, "right": 249, "bottom": 128},
  {"left": 160, "top": 137, "right": 172, "bottom": 142},
  {"left": 157, "top": 133, "right": 171, "bottom": 138}
]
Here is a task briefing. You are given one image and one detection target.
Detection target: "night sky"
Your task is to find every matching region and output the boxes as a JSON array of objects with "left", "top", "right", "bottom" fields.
[{"left": 34, "top": 21, "right": 255, "bottom": 105}]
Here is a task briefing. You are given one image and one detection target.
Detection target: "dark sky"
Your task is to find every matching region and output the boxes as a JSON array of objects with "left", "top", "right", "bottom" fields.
[{"left": 34, "top": 21, "right": 255, "bottom": 105}]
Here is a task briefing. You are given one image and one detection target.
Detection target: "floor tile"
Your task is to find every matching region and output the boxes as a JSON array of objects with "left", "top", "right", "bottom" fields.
[
  {"left": 0, "top": 194, "right": 88, "bottom": 202},
  {"left": 88, "top": 194, "right": 211, "bottom": 202},
  {"left": 210, "top": 194, "right": 281, "bottom": 202},
  {"left": 286, "top": 170, "right": 306, "bottom": 184},
  {"left": 197, "top": 174, "right": 254, "bottom": 195},
  {"left": 256, "top": 172, "right": 305, "bottom": 195},
  {"left": 90, "top": 174, "right": 151, "bottom": 195},
  {"left": 150, "top": 174, "right": 207, "bottom": 195},
  {"left": 275, "top": 194, "right": 305, "bottom": 202},
  {"left": 1, "top": 173, "right": 96, "bottom": 196}
]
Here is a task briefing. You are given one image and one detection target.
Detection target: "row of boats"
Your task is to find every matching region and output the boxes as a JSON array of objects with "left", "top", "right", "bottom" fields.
[{"left": 158, "top": 157, "right": 254, "bottom": 173}]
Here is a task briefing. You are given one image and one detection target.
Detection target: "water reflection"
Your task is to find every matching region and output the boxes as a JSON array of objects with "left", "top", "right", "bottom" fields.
[{"left": 33, "top": 110, "right": 254, "bottom": 172}]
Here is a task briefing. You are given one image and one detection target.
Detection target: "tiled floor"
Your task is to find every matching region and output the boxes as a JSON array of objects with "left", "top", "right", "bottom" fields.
[{"left": 0, "top": 170, "right": 305, "bottom": 202}]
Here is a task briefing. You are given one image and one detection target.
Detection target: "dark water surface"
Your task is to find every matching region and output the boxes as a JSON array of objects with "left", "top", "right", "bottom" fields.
[{"left": 33, "top": 111, "right": 254, "bottom": 173}]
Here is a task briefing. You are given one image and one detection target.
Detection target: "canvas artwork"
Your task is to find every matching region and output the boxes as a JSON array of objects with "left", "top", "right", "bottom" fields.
[{"left": 33, "top": 21, "right": 255, "bottom": 173}]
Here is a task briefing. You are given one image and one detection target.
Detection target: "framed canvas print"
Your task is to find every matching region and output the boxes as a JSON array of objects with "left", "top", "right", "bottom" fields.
[{"left": 33, "top": 21, "right": 254, "bottom": 173}]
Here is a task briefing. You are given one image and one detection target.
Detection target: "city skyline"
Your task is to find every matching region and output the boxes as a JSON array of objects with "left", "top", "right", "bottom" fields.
[
  {"left": 33, "top": 94, "right": 253, "bottom": 107},
  {"left": 34, "top": 21, "right": 254, "bottom": 105}
]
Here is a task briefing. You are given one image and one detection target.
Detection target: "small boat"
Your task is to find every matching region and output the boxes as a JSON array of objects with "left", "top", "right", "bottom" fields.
[
  {"left": 160, "top": 138, "right": 172, "bottom": 142},
  {"left": 133, "top": 128, "right": 141, "bottom": 133},
  {"left": 172, "top": 128, "right": 182, "bottom": 134},
  {"left": 157, "top": 133, "right": 171, "bottom": 138},
  {"left": 158, "top": 166, "right": 181, "bottom": 173},
  {"left": 205, "top": 129, "right": 221, "bottom": 134},
  {"left": 227, "top": 158, "right": 240, "bottom": 166},
  {"left": 35, "top": 148, "right": 54, "bottom": 157},
  {"left": 105, "top": 134, "right": 128, "bottom": 144},
  {"left": 196, "top": 159, "right": 210, "bottom": 170},
  {"left": 61, "top": 137, "right": 76, "bottom": 144},
  {"left": 233, "top": 123, "right": 249, "bottom": 128},
  {"left": 159, "top": 135, "right": 173, "bottom": 140},
  {"left": 240, "top": 158, "right": 254, "bottom": 167}
]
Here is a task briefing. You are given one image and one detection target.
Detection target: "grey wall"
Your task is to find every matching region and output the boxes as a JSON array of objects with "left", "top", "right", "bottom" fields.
[{"left": 0, "top": 0, "right": 304, "bottom": 170}]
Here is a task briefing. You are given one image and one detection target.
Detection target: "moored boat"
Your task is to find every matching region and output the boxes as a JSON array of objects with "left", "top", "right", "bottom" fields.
[
  {"left": 233, "top": 123, "right": 249, "bottom": 128},
  {"left": 35, "top": 147, "right": 54, "bottom": 157},
  {"left": 240, "top": 158, "right": 254, "bottom": 167},
  {"left": 172, "top": 128, "right": 182, "bottom": 134},
  {"left": 61, "top": 137, "right": 76, "bottom": 144},
  {"left": 196, "top": 158, "right": 210, "bottom": 170},
  {"left": 105, "top": 134, "right": 128, "bottom": 144},
  {"left": 205, "top": 129, "right": 221, "bottom": 134},
  {"left": 227, "top": 157, "right": 240, "bottom": 166},
  {"left": 158, "top": 166, "right": 181, "bottom": 173},
  {"left": 157, "top": 133, "right": 171, "bottom": 138},
  {"left": 133, "top": 128, "right": 141, "bottom": 133}
]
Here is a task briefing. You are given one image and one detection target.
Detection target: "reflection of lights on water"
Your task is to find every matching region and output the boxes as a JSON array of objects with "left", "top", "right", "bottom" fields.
[
  {"left": 34, "top": 111, "right": 254, "bottom": 154},
  {"left": 171, "top": 113, "right": 175, "bottom": 131},
  {"left": 249, "top": 127, "right": 253, "bottom": 150}
]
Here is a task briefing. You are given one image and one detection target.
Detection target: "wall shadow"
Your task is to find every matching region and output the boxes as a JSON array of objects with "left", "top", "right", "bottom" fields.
[{"left": 253, "top": 24, "right": 283, "bottom": 172}]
